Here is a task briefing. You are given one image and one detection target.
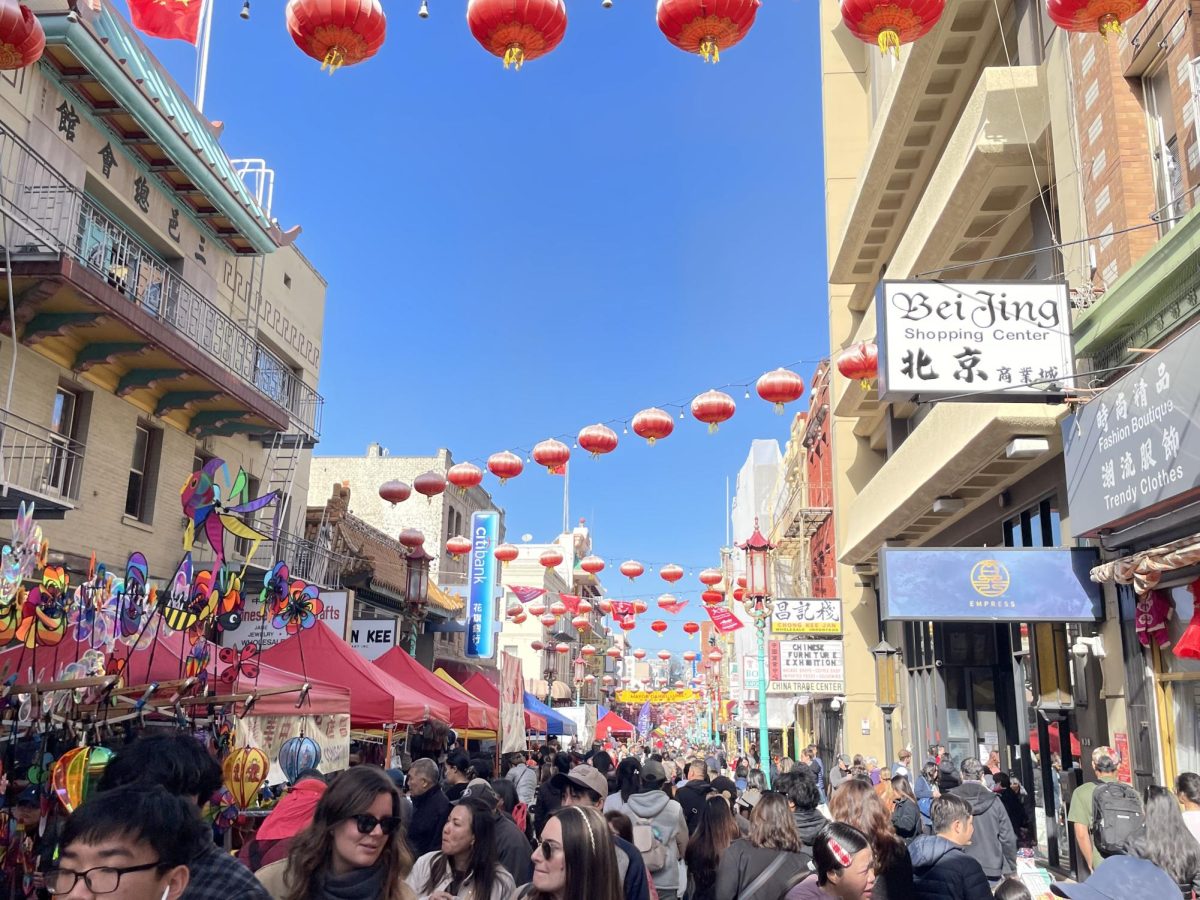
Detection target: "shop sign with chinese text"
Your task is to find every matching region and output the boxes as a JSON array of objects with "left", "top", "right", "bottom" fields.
[
  {"left": 766, "top": 639, "right": 845, "bottom": 694},
  {"left": 223, "top": 590, "right": 348, "bottom": 650},
  {"left": 877, "top": 280, "right": 1074, "bottom": 402},
  {"left": 770, "top": 598, "right": 842, "bottom": 635},
  {"left": 1063, "top": 321, "right": 1200, "bottom": 537},
  {"left": 615, "top": 689, "right": 698, "bottom": 704}
]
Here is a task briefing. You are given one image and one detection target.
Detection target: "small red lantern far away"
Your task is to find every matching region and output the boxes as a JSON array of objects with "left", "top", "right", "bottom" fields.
[
  {"left": 683, "top": 621, "right": 700, "bottom": 635},
  {"left": 702, "top": 590, "right": 724, "bottom": 605},
  {"left": 606, "top": 646, "right": 622, "bottom": 659},
  {"left": 691, "top": 389, "right": 736, "bottom": 433},
  {"left": 399, "top": 528, "right": 425, "bottom": 549},
  {"left": 540, "top": 548, "right": 564, "bottom": 568},
  {"left": 632, "top": 408, "right": 675, "bottom": 446},
  {"left": 698, "top": 568, "right": 722, "bottom": 586},
  {"left": 532, "top": 439, "right": 571, "bottom": 473},
  {"left": 487, "top": 451, "right": 524, "bottom": 484},
  {"left": 656, "top": 0, "right": 761, "bottom": 63},
  {"left": 447, "top": 462, "right": 483, "bottom": 494},
  {"left": 632, "top": 599, "right": 649, "bottom": 614},
  {"left": 633, "top": 648, "right": 647, "bottom": 659},
  {"left": 446, "top": 535, "right": 471, "bottom": 559},
  {"left": 756, "top": 368, "right": 806, "bottom": 414},
  {"left": 839, "top": 0, "right": 945, "bottom": 57},
  {"left": 580, "top": 644, "right": 597, "bottom": 657},
  {"left": 708, "top": 648, "right": 724, "bottom": 662},
  {"left": 660, "top": 564, "right": 684, "bottom": 584},
  {"left": 578, "top": 424, "right": 619, "bottom": 458},
  {"left": 0, "top": 4, "right": 43, "bottom": 71},
  {"left": 494, "top": 543, "right": 520, "bottom": 563},
  {"left": 571, "top": 615, "right": 591, "bottom": 631},
  {"left": 1046, "top": 0, "right": 1147, "bottom": 36},
  {"left": 555, "top": 643, "right": 570, "bottom": 654},
  {"left": 466, "top": 0, "right": 567, "bottom": 70},
  {"left": 658, "top": 649, "right": 672, "bottom": 661},
  {"left": 620, "top": 619, "right": 637, "bottom": 631},
  {"left": 581, "top": 556, "right": 605, "bottom": 575},
  {"left": 683, "top": 650, "right": 697, "bottom": 661},
  {"left": 285, "top": 0, "right": 386, "bottom": 72},
  {"left": 651, "top": 620, "right": 668, "bottom": 634},
  {"left": 379, "top": 480, "right": 411, "bottom": 505},
  {"left": 541, "top": 613, "right": 559, "bottom": 628},
  {"left": 414, "top": 471, "right": 446, "bottom": 502},
  {"left": 837, "top": 341, "right": 879, "bottom": 388},
  {"left": 620, "top": 560, "right": 645, "bottom": 581}
]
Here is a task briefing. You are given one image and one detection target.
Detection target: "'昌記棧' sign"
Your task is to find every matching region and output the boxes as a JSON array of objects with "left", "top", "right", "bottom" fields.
[
  {"left": 1063, "top": 320, "right": 1200, "bottom": 537},
  {"left": 877, "top": 280, "right": 1074, "bottom": 402},
  {"left": 766, "top": 639, "right": 844, "bottom": 694},
  {"left": 770, "top": 598, "right": 842, "bottom": 635}
]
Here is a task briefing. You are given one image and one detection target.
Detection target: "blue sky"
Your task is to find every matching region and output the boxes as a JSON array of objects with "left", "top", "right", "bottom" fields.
[{"left": 139, "top": 0, "right": 828, "bottom": 650}]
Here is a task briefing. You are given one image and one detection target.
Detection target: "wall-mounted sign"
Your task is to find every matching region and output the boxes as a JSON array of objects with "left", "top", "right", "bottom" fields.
[
  {"left": 615, "top": 689, "right": 697, "bottom": 704},
  {"left": 349, "top": 618, "right": 396, "bottom": 661},
  {"left": 1063, "top": 320, "right": 1200, "bottom": 537},
  {"left": 877, "top": 280, "right": 1074, "bottom": 402},
  {"left": 771, "top": 598, "right": 842, "bottom": 635},
  {"left": 880, "top": 547, "right": 1102, "bottom": 622},
  {"left": 224, "top": 589, "right": 348, "bottom": 650},
  {"left": 766, "top": 639, "right": 845, "bottom": 694},
  {"left": 466, "top": 511, "right": 500, "bottom": 659}
]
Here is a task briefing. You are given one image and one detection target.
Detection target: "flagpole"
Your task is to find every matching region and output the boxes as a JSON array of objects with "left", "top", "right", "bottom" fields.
[
  {"left": 194, "top": 0, "right": 216, "bottom": 113},
  {"left": 562, "top": 459, "right": 569, "bottom": 536}
]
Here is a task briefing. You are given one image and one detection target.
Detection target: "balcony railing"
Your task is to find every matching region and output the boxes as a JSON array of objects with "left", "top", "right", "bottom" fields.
[
  {"left": 244, "top": 528, "right": 349, "bottom": 589},
  {"left": 0, "top": 125, "right": 323, "bottom": 438},
  {"left": 0, "top": 411, "right": 85, "bottom": 507},
  {"left": 773, "top": 480, "right": 834, "bottom": 542}
]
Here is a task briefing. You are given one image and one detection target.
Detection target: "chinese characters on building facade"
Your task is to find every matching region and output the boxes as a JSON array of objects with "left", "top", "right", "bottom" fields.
[{"left": 770, "top": 598, "right": 843, "bottom": 634}]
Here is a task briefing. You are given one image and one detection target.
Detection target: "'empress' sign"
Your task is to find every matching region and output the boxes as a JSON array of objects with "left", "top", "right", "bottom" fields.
[{"left": 877, "top": 280, "right": 1074, "bottom": 402}]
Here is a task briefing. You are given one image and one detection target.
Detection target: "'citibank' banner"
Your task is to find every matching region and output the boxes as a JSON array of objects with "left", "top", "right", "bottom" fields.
[
  {"left": 880, "top": 547, "right": 1102, "bottom": 622},
  {"left": 466, "top": 511, "right": 500, "bottom": 658}
]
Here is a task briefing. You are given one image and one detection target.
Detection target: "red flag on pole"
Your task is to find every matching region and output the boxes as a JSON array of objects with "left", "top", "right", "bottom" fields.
[
  {"left": 705, "top": 605, "right": 744, "bottom": 634},
  {"left": 128, "top": 0, "right": 203, "bottom": 43}
]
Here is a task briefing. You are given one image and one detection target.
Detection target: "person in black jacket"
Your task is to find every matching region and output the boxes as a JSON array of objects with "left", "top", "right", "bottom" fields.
[
  {"left": 676, "top": 759, "right": 715, "bottom": 834},
  {"left": 910, "top": 794, "right": 993, "bottom": 900},
  {"left": 785, "top": 769, "right": 830, "bottom": 846},
  {"left": 406, "top": 757, "right": 451, "bottom": 859},
  {"left": 948, "top": 757, "right": 1015, "bottom": 885}
]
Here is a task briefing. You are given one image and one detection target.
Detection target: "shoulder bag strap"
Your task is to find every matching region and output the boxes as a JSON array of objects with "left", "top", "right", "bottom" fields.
[{"left": 739, "top": 853, "right": 790, "bottom": 900}]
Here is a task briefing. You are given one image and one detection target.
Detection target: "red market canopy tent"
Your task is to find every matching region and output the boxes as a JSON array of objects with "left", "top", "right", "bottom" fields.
[
  {"left": 462, "top": 671, "right": 547, "bottom": 733},
  {"left": 1028, "top": 721, "right": 1082, "bottom": 758},
  {"left": 261, "top": 622, "right": 451, "bottom": 727},
  {"left": 373, "top": 647, "right": 496, "bottom": 731},
  {"left": 595, "top": 710, "right": 636, "bottom": 740}
]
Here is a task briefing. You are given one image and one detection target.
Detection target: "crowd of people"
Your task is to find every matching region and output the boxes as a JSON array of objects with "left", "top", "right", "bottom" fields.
[{"left": 26, "top": 733, "right": 1200, "bottom": 900}]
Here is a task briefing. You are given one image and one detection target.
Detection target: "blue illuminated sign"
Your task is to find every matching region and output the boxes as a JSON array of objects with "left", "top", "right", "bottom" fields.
[{"left": 466, "top": 511, "right": 500, "bottom": 658}]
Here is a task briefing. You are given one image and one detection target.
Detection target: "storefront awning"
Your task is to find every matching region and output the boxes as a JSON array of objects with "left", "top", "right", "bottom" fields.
[{"left": 1090, "top": 531, "right": 1200, "bottom": 595}]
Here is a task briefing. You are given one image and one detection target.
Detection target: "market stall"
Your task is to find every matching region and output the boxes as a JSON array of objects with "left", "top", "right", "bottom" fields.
[{"left": 374, "top": 648, "right": 496, "bottom": 731}]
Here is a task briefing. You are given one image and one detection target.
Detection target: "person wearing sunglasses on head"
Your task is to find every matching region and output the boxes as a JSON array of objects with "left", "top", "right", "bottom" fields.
[
  {"left": 406, "top": 796, "right": 515, "bottom": 900},
  {"left": 256, "top": 766, "right": 415, "bottom": 900},
  {"left": 520, "top": 806, "right": 622, "bottom": 900},
  {"left": 47, "top": 783, "right": 206, "bottom": 900}
]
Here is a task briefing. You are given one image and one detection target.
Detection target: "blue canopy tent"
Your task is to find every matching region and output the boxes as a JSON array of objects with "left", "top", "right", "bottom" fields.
[{"left": 523, "top": 692, "right": 577, "bottom": 736}]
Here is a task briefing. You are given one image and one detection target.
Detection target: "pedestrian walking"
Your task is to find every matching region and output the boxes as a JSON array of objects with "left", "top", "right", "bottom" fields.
[
  {"left": 829, "top": 777, "right": 915, "bottom": 900},
  {"left": 786, "top": 822, "right": 877, "bottom": 900},
  {"left": 407, "top": 759, "right": 452, "bottom": 861},
  {"left": 909, "top": 794, "right": 991, "bottom": 900},
  {"left": 1121, "top": 784, "right": 1200, "bottom": 896},
  {"left": 947, "top": 758, "right": 1015, "bottom": 885},
  {"left": 685, "top": 794, "right": 741, "bottom": 900},
  {"left": 407, "top": 796, "right": 515, "bottom": 900},
  {"left": 521, "top": 806, "right": 623, "bottom": 900},
  {"left": 714, "top": 792, "right": 811, "bottom": 900}
]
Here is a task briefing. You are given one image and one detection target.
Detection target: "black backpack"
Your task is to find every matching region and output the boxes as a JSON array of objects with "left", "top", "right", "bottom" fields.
[{"left": 1091, "top": 781, "right": 1145, "bottom": 856}]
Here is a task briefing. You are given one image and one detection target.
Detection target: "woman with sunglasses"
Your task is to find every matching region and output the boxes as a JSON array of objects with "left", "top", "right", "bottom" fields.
[
  {"left": 407, "top": 796, "right": 515, "bottom": 900},
  {"left": 257, "top": 766, "right": 415, "bottom": 900},
  {"left": 521, "top": 806, "right": 622, "bottom": 900}
]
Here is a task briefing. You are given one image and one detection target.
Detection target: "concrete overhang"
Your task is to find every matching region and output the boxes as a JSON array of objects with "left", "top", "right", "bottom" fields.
[
  {"left": 829, "top": 0, "right": 1014, "bottom": 311},
  {"left": 839, "top": 401, "right": 1066, "bottom": 565}
]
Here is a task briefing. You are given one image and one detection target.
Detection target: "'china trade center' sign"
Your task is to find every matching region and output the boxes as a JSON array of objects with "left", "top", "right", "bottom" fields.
[{"left": 876, "top": 280, "right": 1075, "bottom": 402}]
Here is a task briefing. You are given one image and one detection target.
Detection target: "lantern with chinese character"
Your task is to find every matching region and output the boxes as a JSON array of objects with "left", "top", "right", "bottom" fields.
[
  {"left": 447, "top": 462, "right": 484, "bottom": 494},
  {"left": 633, "top": 648, "right": 647, "bottom": 660},
  {"left": 466, "top": 0, "right": 567, "bottom": 69},
  {"left": 578, "top": 424, "right": 619, "bottom": 458},
  {"left": 487, "top": 451, "right": 524, "bottom": 483},
  {"left": 446, "top": 535, "right": 471, "bottom": 559},
  {"left": 756, "top": 367, "right": 806, "bottom": 413},
  {"left": 285, "top": 0, "right": 386, "bottom": 72},
  {"left": 379, "top": 480, "right": 411, "bottom": 505},
  {"left": 414, "top": 471, "right": 446, "bottom": 502},
  {"left": 683, "top": 621, "right": 700, "bottom": 636},
  {"left": 690, "top": 389, "right": 736, "bottom": 433},
  {"left": 532, "top": 438, "right": 570, "bottom": 473},
  {"left": 540, "top": 549, "right": 564, "bottom": 568},
  {"left": 656, "top": 0, "right": 760, "bottom": 63},
  {"left": 581, "top": 556, "right": 606, "bottom": 575},
  {"left": 494, "top": 543, "right": 520, "bottom": 563},
  {"left": 839, "top": 0, "right": 945, "bottom": 57},
  {"left": 1046, "top": 0, "right": 1147, "bottom": 36},
  {"left": 660, "top": 564, "right": 684, "bottom": 584},
  {"left": 620, "top": 560, "right": 645, "bottom": 581},
  {"left": 836, "top": 341, "right": 879, "bottom": 388},
  {"left": 632, "top": 407, "right": 674, "bottom": 446}
]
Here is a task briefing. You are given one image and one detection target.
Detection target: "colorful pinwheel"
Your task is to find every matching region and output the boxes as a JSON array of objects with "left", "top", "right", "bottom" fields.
[
  {"left": 217, "top": 643, "right": 259, "bottom": 685},
  {"left": 186, "top": 643, "right": 212, "bottom": 688},
  {"left": 180, "top": 459, "right": 278, "bottom": 575},
  {"left": 271, "top": 580, "right": 323, "bottom": 635},
  {"left": 15, "top": 567, "right": 69, "bottom": 648}
]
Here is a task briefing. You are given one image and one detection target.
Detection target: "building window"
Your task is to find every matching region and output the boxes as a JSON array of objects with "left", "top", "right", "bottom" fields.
[
  {"left": 47, "top": 386, "right": 81, "bottom": 493},
  {"left": 1002, "top": 496, "right": 1060, "bottom": 548},
  {"left": 283, "top": 273, "right": 292, "bottom": 289},
  {"left": 1145, "top": 61, "right": 1184, "bottom": 232},
  {"left": 125, "top": 423, "right": 159, "bottom": 521}
]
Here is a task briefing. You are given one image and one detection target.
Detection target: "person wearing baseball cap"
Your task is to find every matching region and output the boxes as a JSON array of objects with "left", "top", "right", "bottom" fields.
[
  {"left": 1051, "top": 856, "right": 1180, "bottom": 900},
  {"left": 457, "top": 778, "right": 532, "bottom": 886},
  {"left": 612, "top": 759, "right": 689, "bottom": 900},
  {"left": 1066, "top": 745, "right": 1127, "bottom": 875},
  {"left": 554, "top": 765, "right": 650, "bottom": 900}
]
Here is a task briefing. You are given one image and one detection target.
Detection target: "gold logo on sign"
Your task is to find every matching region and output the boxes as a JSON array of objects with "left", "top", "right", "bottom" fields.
[{"left": 970, "top": 560, "right": 1010, "bottom": 597}]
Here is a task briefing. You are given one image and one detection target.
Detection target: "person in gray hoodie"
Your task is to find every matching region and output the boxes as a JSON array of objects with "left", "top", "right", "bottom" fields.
[
  {"left": 947, "top": 758, "right": 1015, "bottom": 885},
  {"left": 909, "top": 794, "right": 993, "bottom": 900},
  {"left": 616, "top": 759, "right": 688, "bottom": 900}
]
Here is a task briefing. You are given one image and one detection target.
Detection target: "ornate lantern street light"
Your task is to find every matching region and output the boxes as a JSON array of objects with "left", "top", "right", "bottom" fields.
[
  {"left": 872, "top": 639, "right": 900, "bottom": 765},
  {"left": 739, "top": 517, "right": 774, "bottom": 788}
]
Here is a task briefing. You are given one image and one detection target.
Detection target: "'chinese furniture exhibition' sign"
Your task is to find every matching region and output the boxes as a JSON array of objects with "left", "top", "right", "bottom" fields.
[
  {"left": 770, "top": 598, "right": 843, "bottom": 634},
  {"left": 877, "top": 280, "right": 1075, "bottom": 402},
  {"left": 766, "top": 639, "right": 845, "bottom": 694},
  {"left": 1063, "top": 320, "right": 1200, "bottom": 537}
]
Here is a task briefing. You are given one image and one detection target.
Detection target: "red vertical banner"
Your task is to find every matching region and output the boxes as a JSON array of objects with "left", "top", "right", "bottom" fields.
[
  {"left": 1113, "top": 732, "right": 1132, "bottom": 784},
  {"left": 768, "top": 639, "right": 783, "bottom": 683}
]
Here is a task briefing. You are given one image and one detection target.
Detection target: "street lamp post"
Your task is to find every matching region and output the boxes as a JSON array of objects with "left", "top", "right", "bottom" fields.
[
  {"left": 872, "top": 639, "right": 899, "bottom": 768},
  {"left": 739, "top": 518, "right": 775, "bottom": 789},
  {"left": 574, "top": 655, "right": 585, "bottom": 706}
]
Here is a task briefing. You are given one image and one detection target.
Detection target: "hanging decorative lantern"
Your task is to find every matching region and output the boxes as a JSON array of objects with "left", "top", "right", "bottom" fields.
[
  {"left": 278, "top": 735, "right": 322, "bottom": 784},
  {"left": 286, "top": 0, "right": 386, "bottom": 72},
  {"left": 223, "top": 747, "right": 269, "bottom": 809},
  {"left": 550, "top": 600, "right": 567, "bottom": 616},
  {"left": 633, "top": 648, "right": 647, "bottom": 659},
  {"left": 619, "top": 618, "right": 637, "bottom": 631},
  {"left": 683, "top": 621, "right": 700, "bottom": 635},
  {"left": 531, "top": 639, "right": 546, "bottom": 651},
  {"left": 737, "top": 575, "right": 747, "bottom": 588},
  {"left": 466, "top": 0, "right": 567, "bottom": 69},
  {"left": 632, "top": 407, "right": 675, "bottom": 445},
  {"left": 580, "top": 643, "right": 597, "bottom": 657},
  {"left": 554, "top": 642, "right": 571, "bottom": 654},
  {"left": 379, "top": 480, "right": 411, "bottom": 505},
  {"left": 605, "top": 646, "right": 622, "bottom": 659},
  {"left": 660, "top": 564, "right": 684, "bottom": 584},
  {"left": 571, "top": 614, "right": 591, "bottom": 631},
  {"left": 540, "top": 613, "right": 558, "bottom": 628},
  {"left": 1046, "top": 0, "right": 1145, "bottom": 36},
  {"left": 657, "top": 649, "right": 672, "bottom": 660},
  {"left": 756, "top": 368, "right": 806, "bottom": 414},
  {"left": 683, "top": 650, "right": 697, "bottom": 662},
  {"left": 836, "top": 341, "right": 879, "bottom": 388},
  {"left": 839, "top": 0, "right": 945, "bottom": 57},
  {"left": 632, "top": 599, "right": 649, "bottom": 614},
  {"left": 733, "top": 586, "right": 745, "bottom": 602},
  {"left": 581, "top": 555, "right": 606, "bottom": 575},
  {"left": 446, "top": 535, "right": 471, "bottom": 559},
  {"left": 494, "top": 543, "right": 520, "bottom": 563},
  {"left": 698, "top": 567, "right": 722, "bottom": 586},
  {"left": 602, "top": 674, "right": 615, "bottom": 685},
  {"left": 399, "top": 528, "right": 425, "bottom": 550},
  {"left": 447, "top": 462, "right": 484, "bottom": 494},
  {"left": 413, "top": 471, "right": 446, "bottom": 502},
  {"left": 584, "top": 673, "right": 597, "bottom": 684},
  {"left": 0, "top": 4, "right": 42, "bottom": 71},
  {"left": 656, "top": 0, "right": 760, "bottom": 62},
  {"left": 577, "top": 599, "right": 594, "bottom": 615},
  {"left": 620, "top": 560, "right": 645, "bottom": 581},
  {"left": 707, "top": 648, "right": 724, "bottom": 662},
  {"left": 674, "top": 680, "right": 685, "bottom": 689},
  {"left": 540, "top": 548, "right": 564, "bottom": 568},
  {"left": 512, "top": 611, "right": 527, "bottom": 624},
  {"left": 597, "top": 598, "right": 614, "bottom": 614},
  {"left": 507, "top": 601, "right": 525, "bottom": 618},
  {"left": 528, "top": 600, "right": 547, "bottom": 616},
  {"left": 487, "top": 451, "right": 525, "bottom": 483},
  {"left": 701, "top": 589, "right": 724, "bottom": 605},
  {"left": 578, "top": 423, "right": 619, "bottom": 458},
  {"left": 532, "top": 438, "right": 571, "bottom": 473},
  {"left": 650, "top": 620, "right": 668, "bottom": 634},
  {"left": 690, "top": 389, "right": 736, "bottom": 433}
]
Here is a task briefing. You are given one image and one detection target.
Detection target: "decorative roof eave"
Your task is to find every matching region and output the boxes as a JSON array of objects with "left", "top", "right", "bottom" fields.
[{"left": 41, "top": 6, "right": 278, "bottom": 254}]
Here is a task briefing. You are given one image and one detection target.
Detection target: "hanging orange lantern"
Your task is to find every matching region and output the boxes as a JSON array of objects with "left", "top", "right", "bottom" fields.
[
  {"left": 532, "top": 438, "right": 571, "bottom": 473},
  {"left": 683, "top": 650, "right": 697, "bottom": 662},
  {"left": 839, "top": 0, "right": 944, "bottom": 57},
  {"left": 597, "top": 598, "right": 613, "bottom": 614},
  {"left": 632, "top": 599, "right": 649, "bottom": 614},
  {"left": 540, "top": 613, "right": 558, "bottom": 628},
  {"left": 550, "top": 600, "right": 567, "bottom": 616},
  {"left": 698, "top": 568, "right": 722, "bottom": 586},
  {"left": 683, "top": 621, "right": 700, "bottom": 635},
  {"left": 578, "top": 424, "right": 619, "bottom": 458},
  {"left": 584, "top": 673, "right": 596, "bottom": 684},
  {"left": 487, "top": 451, "right": 525, "bottom": 484},
  {"left": 285, "top": 0, "right": 386, "bottom": 72},
  {"left": 467, "top": 0, "right": 567, "bottom": 69},
  {"left": 657, "top": 649, "right": 672, "bottom": 660},
  {"left": 446, "top": 535, "right": 471, "bottom": 559},
  {"left": 528, "top": 600, "right": 547, "bottom": 616},
  {"left": 836, "top": 341, "right": 879, "bottom": 388},
  {"left": 707, "top": 648, "right": 724, "bottom": 663},
  {"left": 690, "top": 389, "right": 736, "bottom": 433},
  {"left": 620, "top": 560, "right": 645, "bottom": 581},
  {"left": 0, "top": 4, "right": 43, "bottom": 71},
  {"left": 540, "top": 548, "right": 564, "bottom": 568},
  {"left": 413, "top": 471, "right": 446, "bottom": 502},
  {"left": 651, "top": 620, "right": 668, "bottom": 634},
  {"left": 1046, "top": 0, "right": 1147, "bottom": 36},
  {"left": 223, "top": 747, "right": 269, "bottom": 809},
  {"left": 756, "top": 368, "right": 806, "bottom": 414},
  {"left": 581, "top": 555, "right": 606, "bottom": 575},
  {"left": 580, "top": 644, "right": 597, "bottom": 657},
  {"left": 733, "top": 587, "right": 745, "bottom": 602},
  {"left": 660, "top": 564, "right": 684, "bottom": 584},
  {"left": 494, "top": 543, "right": 520, "bottom": 563},
  {"left": 531, "top": 639, "right": 546, "bottom": 651},
  {"left": 619, "top": 618, "right": 637, "bottom": 631},
  {"left": 577, "top": 600, "right": 593, "bottom": 615},
  {"left": 656, "top": 0, "right": 760, "bottom": 63},
  {"left": 632, "top": 407, "right": 675, "bottom": 446},
  {"left": 447, "top": 462, "right": 484, "bottom": 494},
  {"left": 399, "top": 529, "right": 425, "bottom": 550}
]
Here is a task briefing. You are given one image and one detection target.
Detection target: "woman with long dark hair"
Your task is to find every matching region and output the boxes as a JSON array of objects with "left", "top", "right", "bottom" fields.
[
  {"left": 888, "top": 776, "right": 920, "bottom": 843},
  {"left": 829, "top": 779, "right": 914, "bottom": 900},
  {"left": 406, "top": 796, "right": 515, "bottom": 900},
  {"left": 787, "top": 823, "right": 876, "bottom": 900},
  {"left": 685, "top": 794, "right": 741, "bottom": 900},
  {"left": 1123, "top": 784, "right": 1200, "bottom": 896},
  {"left": 444, "top": 752, "right": 472, "bottom": 803},
  {"left": 715, "top": 792, "right": 811, "bottom": 900},
  {"left": 519, "top": 806, "right": 622, "bottom": 900},
  {"left": 1177, "top": 772, "right": 1200, "bottom": 846},
  {"left": 257, "top": 766, "right": 414, "bottom": 900},
  {"left": 603, "top": 757, "right": 642, "bottom": 812}
]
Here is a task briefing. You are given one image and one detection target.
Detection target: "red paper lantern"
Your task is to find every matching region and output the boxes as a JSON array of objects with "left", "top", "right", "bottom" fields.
[
  {"left": 572, "top": 615, "right": 590, "bottom": 631},
  {"left": 532, "top": 438, "right": 571, "bottom": 473},
  {"left": 379, "top": 480, "right": 411, "bottom": 505},
  {"left": 446, "top": 535, "right": 471, "bottom": 559},
  {"left": 540, "top": 548, "right": 564, "bottom": 568},
  {"left": 555, "top": 643, "right": 570, "bottom": 654},
  {"left": 656, "top": 0, "right": 760, "bottom": 63},
  {"left": 702, "top": 590, "right": 724, "bottom": 605},
  {"left": 447, "top": 462, "right": 484, "bottom": 494},
  {"left": 540, "top": 613, "right": 558, "bottom": 628},
  {"left": 531, "top": 639, "right": 546, "bottom": 651},
  {"left": 580, "top": 644, "right": 597, "bottom": 657},
  {"left": 707, "top": 648, "right": 724, "bottom": 662},
  {"left": 683, "top": 650, "right": 697, "bottom": 662},
  {"left": 632, "top": 408, "right": 675, "bottom": 446},
  {"left": 606, "top": 646, "right": 622, "bottom": 659},
  {"left": 578, "top": 424, "right": 619, "bottom": 458},
  {"left": 0, "top": 4, "right": 43, "bottom": 71},
  {"left": 414, "top": 471, "right": 446, "bottom": 502},
  {"left": 577, "top": 600, "right": 593, "bottom": 615},
  {"left": 674, "top": 680, "right": 685, "bottom": 689},
  {"left": 494, "top": 543, "right": 520, "bottom": 563},
  {"left": 619, "top": 619, "right": 637, "bottom": 631},
  {"left": 839, "top": 0, "right": 944, "bottom": 57},
  {"left": 632, "top": 599, "right": 649, "bottom": 614},
  {"left": 633, "top": 648, "right": 647, "bottom": 660},
  {"left": 737, "top": 575, "right": 747, "bottom": 589},
  {"left": 620, "top": 560, "right": 645, "bottom": 581},
  {"left": 581, "top": 556, "right": 606, "bottom": 575},
  {"left": 756, "top": 368, "right": 806, "bottom": 414},
  {"left": 584, "top": 673, "right": 596, "bottom": 684},
  {"left": 602, "top": 674, "right": 615, "bottom": 685},
  {"left": 487, "top": 451, "right": 524, "bottom": 484},
  {"left": 698, "top": 567, "right": 722, "bottom": 586},
  {"left": 1046, "top": 0, "right": 1146, "bottom": 36},
  {"left": 528, "top": 600, "right": 547, "bottom": 616},
  {"left": 550, "top": 601, "right": 567, "bottom": 616},
  {"left": 836, "top": 341, "right": 879, "bottom": 388},
  {"left": 658, "top": 649, "right": 672, "bottom": 660},
  {"left": 399, "top": 528, "right": 425, "bottom": 549},
  {"left": 683, "top": 622, "right": 700, "bottom": 635},
  {"left": 651, "top": 620, "right": 668, "bottom": 634},
  {"left": 286, "top": 0, "right": 386, "bottom": 72},
  {"left": 597, "top": 598, "right": 613, "bottom": 614},
  {"left": 660, "top": 564, "right": 684, "bottom": 584},
  {"left": 507, "top": 601, "right": 523, "bottom": 618},
  {"left": 733, "top": 587, "right": 745, "bottom": 602},
  {"left": 691, "top": 389, "right": 736, "bottom": 433},
  {"left": 466, "top": 0, "right": 567, "bottom": 69}
]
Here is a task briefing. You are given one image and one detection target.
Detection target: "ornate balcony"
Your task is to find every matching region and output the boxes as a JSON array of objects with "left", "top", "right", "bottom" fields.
[{"left": 0, "top": 410, "right": 85, "bottom": 518}]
